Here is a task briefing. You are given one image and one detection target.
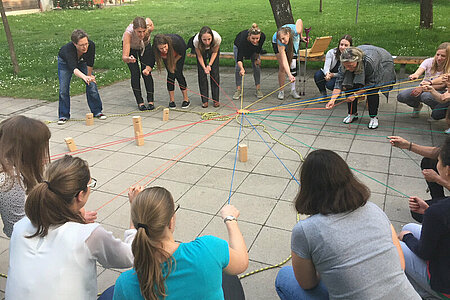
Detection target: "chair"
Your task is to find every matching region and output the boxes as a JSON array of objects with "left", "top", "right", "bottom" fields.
[{"left": 298, "top": 36, "right": 332, "bottom": 58}]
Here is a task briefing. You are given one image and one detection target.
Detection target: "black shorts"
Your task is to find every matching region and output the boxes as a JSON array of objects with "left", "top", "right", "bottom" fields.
[{"left": 272, "top": 42, "right": 280, "bottom": 54}]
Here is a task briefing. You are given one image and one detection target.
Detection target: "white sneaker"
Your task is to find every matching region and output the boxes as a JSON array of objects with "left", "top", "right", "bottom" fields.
[
  {"left": 290, "top": 90, "right": 301, "bottom": 99},
  {"left": 57, "top": 118, "right": 67, "bottom": 125},
  {"left": 95, "top": 113, "right": 107, "bottom": 120},
  {"left": 368, "top": 117, "right": 379, "bottom": 129},
  {"left": 278, "top": 91, "right": 284, "bottom": 100},
  {"left": 342, "top": 114, "right": 358, "bottom": 124},
  {"left": 232, "top": 89, "right": 241, "bottom": 100},
  {"left": 445, "top": 128, "right": 450, "bottom": 134},
  {"left": 411, "top": 103, "right": 423, "bottom": 118}
]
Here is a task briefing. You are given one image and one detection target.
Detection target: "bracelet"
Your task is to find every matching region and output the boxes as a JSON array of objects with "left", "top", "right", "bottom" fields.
[
  {"left": 408, "top": 142, "right": 412, "bottom": 151},
  {"left": 223, "top": 215, "right": 237, "bottom": 223}
]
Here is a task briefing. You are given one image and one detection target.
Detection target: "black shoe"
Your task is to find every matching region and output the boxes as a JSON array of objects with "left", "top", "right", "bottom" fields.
[
  {"left": 148, "top": 103, "right": 155, "bottom": 110},
  {"left": 138, "top": 104, "right": 147, "bottom": 111},
  {"left": 181, "top": 101, "right": 190, "bottom": 109},
  {"left": 169, "top": 101, "right": 176, "bottom": 108}
]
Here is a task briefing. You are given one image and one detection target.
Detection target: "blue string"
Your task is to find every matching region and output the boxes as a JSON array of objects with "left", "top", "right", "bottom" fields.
[
  {"left": 227, "top": 114, "right": 244, "bottom": 204},
  {"left": 243, "top": 115, "right": 300, "bottom": 185}
]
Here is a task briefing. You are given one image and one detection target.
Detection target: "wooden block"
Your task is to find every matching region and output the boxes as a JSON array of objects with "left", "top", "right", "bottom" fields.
[
  {"left": 64, "top": 137, "right": 77, "bottom": 152},
  {"left": 163, "top": 108, "right": 169, "bottom": 121},
  {"left": 238, "top": 144, "right": 248, "bottom": 162},
  {"left": 135, "top": 131, "right": 144, "bottom": 146},
  {"left": 132, "top": 116, "right": 143, "bottom": 134},
  {"left": 85, "top": 113, "right": 94, "bottom": 126}
]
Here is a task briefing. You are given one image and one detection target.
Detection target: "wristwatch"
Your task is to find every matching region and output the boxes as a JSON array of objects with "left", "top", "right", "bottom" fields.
[{"left": 223, "top": 215, "right": 237, "bottom": 223}]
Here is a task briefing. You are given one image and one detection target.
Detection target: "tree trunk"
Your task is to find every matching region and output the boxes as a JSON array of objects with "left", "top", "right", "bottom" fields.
[
  {"left": 0, "top": 0, "right": 20, "bottom": 74},
  {"left": 420, "top": 0, "right": 433, "bottom": 29},
  {"left": 269, "top": 0, "right": 294, "bottom": 28},
  {"left": 319, "top": 0, "right": 322, "bottom": 12}
]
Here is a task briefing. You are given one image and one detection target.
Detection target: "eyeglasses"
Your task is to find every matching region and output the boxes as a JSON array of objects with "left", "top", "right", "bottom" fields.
[{"left": 87, "top": 178, "right": 97, "bottom": 189}]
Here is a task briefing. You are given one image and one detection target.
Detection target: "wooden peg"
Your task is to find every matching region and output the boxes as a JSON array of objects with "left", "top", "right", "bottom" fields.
[
  {"left": 85, "top": 113, "right": 94, "bottom": 126},
  {"left": 64, "top": 137, "right": 77, "bottom": 152},
  {"left": 133, "top": 116, "right": 143, "bottom": 133},
  {"left": 135, "top": 131, "right": 144, "bottom": 146},
  {"left": 238, "top": 144, "right": 248, "bottom": 162},
  {"left": 163, "top": 108, "right": 169, "bottom": 121}
]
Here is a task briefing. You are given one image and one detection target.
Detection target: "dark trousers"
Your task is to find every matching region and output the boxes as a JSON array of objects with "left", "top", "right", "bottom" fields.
[
  {"left": 165, "top": 55, "right": 187, "bottom": 92},
  {"left": 410, "top": 157, "right": 447, "bottom": 223},
  {"left": 314, "top": 70, "right": 337, "bottom": 94},
  {"left": 345, "top": 87, "right": 379, "bottom": 117},
  {"left": 127, "top": 46, "right": 154, "bottom": 105},
  {"left": 196, "top": 49, "right": 220, "bottom": 103}
]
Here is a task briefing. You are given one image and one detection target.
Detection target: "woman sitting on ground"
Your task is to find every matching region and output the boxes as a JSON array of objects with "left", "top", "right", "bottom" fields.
[
  {"left": 397, "top": 42, "right": 450, "bottom": 119},
  {"left": 189, "top": 26, "right": 222, "bottom": 108},
  {"left": 5, "top": 155, "right": 136, "bottom": 300},
  {"left": 314, "top": 35, "right": 352, "bottom": 96},
  {"left": 153, "top": 34, "right": 190, "bottom": 109},
  {"left": 398, "top": 136, "right": 450, "bottom": 299},
  {"left": 122, "top": 16, "right": 156, "bottom": 111},
  {"left": 232, "top": 23, "right": 266, "bottom": 100},
  {"left": 422, "top": 73, "right": 450, "bottom": 133},
  {"left": 325, "top": 45, "right": 396, "bottom": 129},
  {"left": 113, "top": 187, "right": 248, "bottom": 299},
  {"left": 275, "top": 149, "right": 420, "bottom": 300},
  {"left": 272, "top": 18, "right": 308, "bottom": 100}
]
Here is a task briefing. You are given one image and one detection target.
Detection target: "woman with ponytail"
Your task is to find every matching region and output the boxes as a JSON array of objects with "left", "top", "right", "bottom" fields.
[
  {"left": 113, "top": 187, "right": 249, "bottom": 300},
  {"left": 5, "top": 155, "right": 137, "bottom": 300}
]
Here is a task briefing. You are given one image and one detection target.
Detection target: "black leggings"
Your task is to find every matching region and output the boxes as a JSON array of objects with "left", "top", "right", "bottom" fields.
[
  {"left": 196, "top": 49, "right": 220, "bottom": 103},
  {"left": 344, "top": 86, "right": 379, "bottom": 117},
  {"left": 127, "top": 46, "right": 154, "bottom": 105},
  {"left": 165, "top": 54, "right": 187, "bottom": 92}
]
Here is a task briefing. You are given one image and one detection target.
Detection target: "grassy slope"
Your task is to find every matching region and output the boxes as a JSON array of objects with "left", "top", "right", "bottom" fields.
[{"left": 0, "top": 0, "right": 448, "bottom": 100}]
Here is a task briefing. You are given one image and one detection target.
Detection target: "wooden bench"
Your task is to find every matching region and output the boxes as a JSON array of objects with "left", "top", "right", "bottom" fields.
[{"left": 186, "top": 52, "right": 427, "bottom": 77}]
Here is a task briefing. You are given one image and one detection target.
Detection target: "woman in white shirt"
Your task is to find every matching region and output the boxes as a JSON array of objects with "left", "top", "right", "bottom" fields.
[
  {"left": 6, "top": 155, "right": 137, "bottom": 300},
  {"left": 314, "top": 35, "right": 352, "bottom": 96}
]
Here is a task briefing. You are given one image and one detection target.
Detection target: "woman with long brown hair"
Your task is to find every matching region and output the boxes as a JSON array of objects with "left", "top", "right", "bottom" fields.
[
  {"left": 5, "top": 155, "right": 137, "bottom": 299},
  {"left": 113, "top": 186, "right": 248, "bottom": 300},
  {"left": 0, "top": 116, "right": 50, "bottom": 237},
  {"left": 153, "top": 34, "right": 190, "bottom": 109}
]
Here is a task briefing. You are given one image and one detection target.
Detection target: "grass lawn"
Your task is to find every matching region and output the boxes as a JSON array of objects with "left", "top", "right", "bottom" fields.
[{"left": 0, "top": 0, "right": 448, "bottom": 101}]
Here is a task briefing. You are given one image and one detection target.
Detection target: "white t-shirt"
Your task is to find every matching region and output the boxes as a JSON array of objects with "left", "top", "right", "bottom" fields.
[
  {"left": 6, "top": 217, "right": 136, "bottom": 300},
  {"left": 193, "top": 30, "right": 222, "bottom": 51},
  {"left": 420, "top": 57, "right": 443, "bottom": 78}
]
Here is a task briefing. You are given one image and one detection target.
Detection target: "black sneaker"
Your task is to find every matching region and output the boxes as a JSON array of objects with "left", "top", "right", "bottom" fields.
[
  {"left": 148, "top": 103, "right": 155, "bottom": 110},
  {"left": 138, "top": 104, "right": 147, "bottom": 111},
  {"left": 181, "top": 101, "right": 190, "bottom": 109},
  {"left": 169, "top": 101, "right": 176, "bottom": 108}
]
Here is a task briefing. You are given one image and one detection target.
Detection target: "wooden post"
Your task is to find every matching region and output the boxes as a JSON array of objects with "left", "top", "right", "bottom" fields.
[
  {"left": 64, "top": 137, "right": 77, "bottom": 152},
  {"left": 163, "top": 108, "right": 169, "bottom": 121},
  {"left": 238, "top": 144, "right": 248, "bottom": 162},
  {"left": 85, "top": 113, "right": 94, "bottom": 126},
  {"left": 132, "top": 116, "right": 144, "bottom": 146}
]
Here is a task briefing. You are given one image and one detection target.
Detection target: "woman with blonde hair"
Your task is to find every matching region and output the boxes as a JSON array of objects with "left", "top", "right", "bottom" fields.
[
  {"left": 122, "top": 16, "right": 156, "bottom": 111},
  {"left": 113, "top": 186, "right": 248, "bottom": 299},
  {"left": 397, "top": 42, "right": 450, "bottom": 119},
  {"left": 153, "top": 34, "right": 190, "bottom": 109},
  {"left": 232, "top": 23, "right": 266, "bottom": 100},
  {"left": 0, "top": 116, "right": 50, "bottom": 237},
  {"left": 272, "top": 19, "right": 308, "bottom": 100},
  {"left": 5, "top": 155, "right": 136, "bottom": 299}
]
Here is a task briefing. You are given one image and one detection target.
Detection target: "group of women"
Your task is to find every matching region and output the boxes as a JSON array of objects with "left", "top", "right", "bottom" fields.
[
  {"left": 1, "top": 114, "right": 450, "bottom": 299},
  {"left": 122, "top": 17, "right": 312, "bottom": 110}
]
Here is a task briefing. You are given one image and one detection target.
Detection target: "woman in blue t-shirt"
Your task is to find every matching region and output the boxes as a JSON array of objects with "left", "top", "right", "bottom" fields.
[
  {"left": 112, "top": 186, "right": 248, "bottom": 300},
  {"left": 272, "top": 19, "right": 308, "bottom": 100}
]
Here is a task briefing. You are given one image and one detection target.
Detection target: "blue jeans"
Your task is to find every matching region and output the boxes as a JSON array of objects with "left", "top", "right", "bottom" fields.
[
  {"left": 275, "top": 266, "right": 329, "bottom": 300},
  {"left": 233, "top": 45, "right": 261, "bottom": 88},
  {"left": 58, "top": 56, "right": 103, "bottom": 120},
  {"left": 314, "top": 70, "right": 336, "bottom": 94},
  {"left": 400, "top": 223, "right": 441, "bottom": 299}
]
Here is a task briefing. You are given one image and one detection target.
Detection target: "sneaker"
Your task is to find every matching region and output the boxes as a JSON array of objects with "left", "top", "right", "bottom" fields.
[
  {"left": 411, "top": 103, "right": 423, "bottom": 118},
  {"left": 57, "top": 118, "right": 67, "bottom": 125},
  {"left": 368, "top": 117, "right": 379, "bottom": 129},
  {"left": 255, "top": 89, "right": 264, "bottom": 99},
  {"left": 278, "top": 90, "right": 284, "bottom": 100},
  {"left": 181, "top": 101, "right": 190, "bottom": 109},
  {"left": 138, "top": 104, "right": 147, "bottom": 111},
  {"left": 290, "top": 90, "right": 301, "bottom": 99},
  {"left": 169, "top": 101, "right": 176, "bottom": 108},
  {"left": 232, "top": 89, "right": 241, "bottom": 100},
  {"left": 445, "top": 128, "right": 450, "bottom": 134},
  {"left": 342, "top": 114, "right": 358, "bottom": 124},
  {"left": 147, "top": 103, "right": 155, "bottom": 110},
  {"left": 95, "top": 113, "right": 107, "bottom": 120}
]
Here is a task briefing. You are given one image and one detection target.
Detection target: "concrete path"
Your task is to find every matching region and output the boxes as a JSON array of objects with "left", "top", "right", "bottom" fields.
[{"left": 0, "top": 66, "right": 446, "bottom": 299}]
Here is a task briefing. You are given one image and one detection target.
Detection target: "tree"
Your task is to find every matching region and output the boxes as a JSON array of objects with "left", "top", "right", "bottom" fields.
[
  {"left": 420, "top": 0, "right": 433, "bottom": 29},
  {"left": 269, "top": 0, "right": 294, "bottom": 28},
  {"left": 0, "top": 0, "right": 20, "bottom": 74}
]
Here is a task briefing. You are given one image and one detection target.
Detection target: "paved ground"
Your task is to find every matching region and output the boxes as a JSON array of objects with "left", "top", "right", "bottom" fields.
[{"left": 0, "top": 66, "right": 447, "bottom": 299}]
